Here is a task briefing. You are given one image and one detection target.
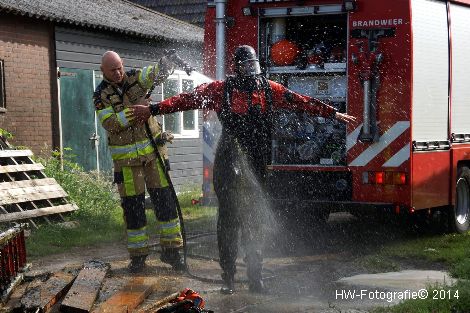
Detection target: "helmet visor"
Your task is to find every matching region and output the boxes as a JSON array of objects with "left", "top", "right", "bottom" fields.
[{"left": 238, "top": 59, "right": 261, "bottom": 76}]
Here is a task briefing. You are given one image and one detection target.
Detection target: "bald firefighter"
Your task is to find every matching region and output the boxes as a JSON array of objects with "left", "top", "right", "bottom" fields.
[
  {"left": 131, "top": 45, "right": 356, "bottom": 292},
  {"left": 93, "top": 51, "right": 185, "bottom": 273}
]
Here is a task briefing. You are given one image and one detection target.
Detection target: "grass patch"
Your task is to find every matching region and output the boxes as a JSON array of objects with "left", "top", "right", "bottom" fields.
[
  {"left": 182, "top": 206, "right": 217, "bottom": 234},
  {"left": 363, "top": 230, "right": 470, "bottom": 312},
  {"left": 26, "top": 154, "right": 217, "bottom": 259},
  {"left": 177, "top": 184, "right": 202, "bottom": 208},
  {"left": 363, "top": 232, "right": 470, "bottom": 278},
  {"left": 371, "top": 280, "right": 470, "bottom": 313},
  {"left": 359, "top": 255, "right": 401, "bottom": 273}
]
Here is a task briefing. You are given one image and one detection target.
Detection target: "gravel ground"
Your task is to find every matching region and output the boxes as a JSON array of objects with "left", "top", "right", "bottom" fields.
[{"left": 7, "top": 212, "right": 445, "bottom": 313}]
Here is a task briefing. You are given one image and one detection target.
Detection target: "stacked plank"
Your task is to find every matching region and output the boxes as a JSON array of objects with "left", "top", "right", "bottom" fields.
[{"left": 0, "top": 149, "right": 78, "bottom": 227}]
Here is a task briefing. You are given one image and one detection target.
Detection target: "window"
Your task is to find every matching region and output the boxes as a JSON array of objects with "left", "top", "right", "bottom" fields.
[
  {"left": 162, "top": 72, "right": 198, "bottom": 137},
  {"left": 0, "top": 60, "right": 5, "bottom": 111}
]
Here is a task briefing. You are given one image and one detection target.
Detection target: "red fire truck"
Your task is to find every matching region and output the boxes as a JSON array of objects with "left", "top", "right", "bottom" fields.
[{"left": 201, "top": 0, "right": 470, "bottom": 233}]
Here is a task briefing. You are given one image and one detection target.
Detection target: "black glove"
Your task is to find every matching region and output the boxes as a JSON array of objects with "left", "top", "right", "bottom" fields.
[
  {"left": 162, "top": 131, "right": 174, "bottom": 143},
  {"left": 149, "top": 103, "right": 160, "bottom": 116},
  {"left": 164, "top": 158, "right": 171, "bottom": 171}
]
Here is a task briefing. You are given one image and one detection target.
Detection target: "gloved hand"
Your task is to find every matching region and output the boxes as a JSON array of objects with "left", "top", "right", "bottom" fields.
[
  {"left": 155, "top": 131, "right": 174, "bottom": 145},
  {"left": 162, "top": 131, "right": 174, "bottom": 144},
  {"left": 154, "top": 55, "right": 176, "bottom": 85},
  {"left": 154, "top": 50, "right": 193, "bottom": 85},
  {"left": 164, "top": 49, "right": 194, "bottom": 76}
]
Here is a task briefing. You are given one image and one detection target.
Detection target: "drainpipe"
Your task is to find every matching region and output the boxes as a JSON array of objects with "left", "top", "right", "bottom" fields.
[{"left": 215, "top": 0, "right": 226, "bottom": 80}]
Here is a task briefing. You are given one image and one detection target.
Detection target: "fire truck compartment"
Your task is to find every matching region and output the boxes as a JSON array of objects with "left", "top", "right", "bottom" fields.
[{"left": 259, "top": 13, "right": 348, "bottom": 166}]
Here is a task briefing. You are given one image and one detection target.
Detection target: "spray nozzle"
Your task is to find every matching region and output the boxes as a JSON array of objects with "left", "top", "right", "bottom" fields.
[{"left": 164, "top": 49, "right": 194, "bottom": 76}]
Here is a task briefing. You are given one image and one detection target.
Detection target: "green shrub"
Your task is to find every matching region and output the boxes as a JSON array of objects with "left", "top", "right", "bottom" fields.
[
  {"left": 26, "top": 151, "right": 124, "bottom": 258},
  {"left": 40, "top": 151, "right": 120, "bottom": 224},
  {"left": 177, "top": 184, "right": 202, "bottom": 208}
]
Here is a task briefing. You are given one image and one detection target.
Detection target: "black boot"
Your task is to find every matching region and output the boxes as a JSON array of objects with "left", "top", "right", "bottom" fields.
[
  {"left": 128, "top": 255, "right": 147, "bottom": 273},
  {"left": 220, "top": 272, "right": 235, "bottom": 295},
  {"left": 160, "top": 248, "right": 186, "bottom": 272},
  {"left": 245, "top": 250, "right": 265, "bottom": 293}
]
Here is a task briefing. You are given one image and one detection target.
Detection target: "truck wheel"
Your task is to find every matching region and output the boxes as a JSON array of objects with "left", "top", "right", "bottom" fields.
[{"left": 451, "top": 166, "right": 470, "bottom": 233}]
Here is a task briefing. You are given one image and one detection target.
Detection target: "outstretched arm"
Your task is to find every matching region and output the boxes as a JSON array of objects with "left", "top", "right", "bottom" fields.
[
  {"left": 130, "top": 81, "right": 224, "bottom": 124},
  {"left": 270, "top": 81, "right": 356, "bottom": 122}
]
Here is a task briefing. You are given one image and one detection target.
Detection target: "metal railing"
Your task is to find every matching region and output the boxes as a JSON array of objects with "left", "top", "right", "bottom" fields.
[{"left": 0, "top": 225, "right": 27, "bottom": 302}]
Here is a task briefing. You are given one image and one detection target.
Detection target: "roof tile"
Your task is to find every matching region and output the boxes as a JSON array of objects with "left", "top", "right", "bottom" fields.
[{"left": 0, "top": 0, "right": 203, "bottom": 43}]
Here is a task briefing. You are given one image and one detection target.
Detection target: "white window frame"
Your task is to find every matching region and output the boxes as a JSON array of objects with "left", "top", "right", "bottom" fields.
[{"left": 162, "top": 70, "right": 199, "bottom": 138}]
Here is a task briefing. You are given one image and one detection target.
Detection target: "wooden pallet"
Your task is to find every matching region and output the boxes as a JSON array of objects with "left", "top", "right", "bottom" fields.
[{"left": 0, "top": 149, "right": 78, "bottom": 228}]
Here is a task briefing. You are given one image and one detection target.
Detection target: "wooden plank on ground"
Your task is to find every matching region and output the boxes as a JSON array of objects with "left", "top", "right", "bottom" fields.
[
  {"left": 0, "top": 178, "right": 58, "bottom": 191},
  {"left": 98, "top": 277, "right": 154, "bottom": 313},
  {"left": 60, "top": 261, "right": 110, "bottom": 313},
  {"left": 0, "top": 204, "right": 78, "bottom": 222},
  {"left": 135, "top": 292, "right": 179, "bottom": 313},
  {"left": 0, "top": 163, "right": 44, "bottom": 174},
  {"left": 0, "top": 150, "right": 33, "bottom": 158},
  {"left": 20, "top": 270, "right": 76, "bottom": 313}
]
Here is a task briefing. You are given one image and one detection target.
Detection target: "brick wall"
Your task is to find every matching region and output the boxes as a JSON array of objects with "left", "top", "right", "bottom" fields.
[{"left": 0, "top": 14, "right": 56, "bottom": 154}]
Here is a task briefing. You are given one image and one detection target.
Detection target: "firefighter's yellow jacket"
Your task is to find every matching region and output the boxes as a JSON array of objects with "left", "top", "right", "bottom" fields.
[{"left": 93, "top": 65, "right": 168, "bottom": 167}]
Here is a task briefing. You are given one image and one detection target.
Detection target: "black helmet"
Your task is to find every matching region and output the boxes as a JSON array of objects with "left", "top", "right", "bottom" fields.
[{"left": 233, "top": 45, "right": 261, "bottom": 77}]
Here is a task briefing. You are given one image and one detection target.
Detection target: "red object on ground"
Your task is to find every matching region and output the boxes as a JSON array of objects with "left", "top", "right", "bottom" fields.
[
  {"left": 0, "top": 226, "right": 27, "bottom": 299},
  {"left": 270, "top": 39, "right": 300, "bottom": 66},
  {"left": 174, "top": 288, "right": 205, "bottom": 309}
]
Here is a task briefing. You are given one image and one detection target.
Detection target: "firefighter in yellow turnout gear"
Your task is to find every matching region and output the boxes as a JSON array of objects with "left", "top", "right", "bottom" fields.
[{"left": 93, "top": 51, "right": 185, "bottom": 273}]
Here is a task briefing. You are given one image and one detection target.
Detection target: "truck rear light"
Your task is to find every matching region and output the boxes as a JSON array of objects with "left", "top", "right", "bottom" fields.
[
  {"left": 363, "top": 171, "right": 407, "bottom": 185},
  {"left": 203, "top": 167, "right": 210, "bottom": 179},
  {"left": 395, "top": 172, "right": 407, "bottom": 185},
  {"left": 375, "top": 172, "right": 384, "bottom": 184}
]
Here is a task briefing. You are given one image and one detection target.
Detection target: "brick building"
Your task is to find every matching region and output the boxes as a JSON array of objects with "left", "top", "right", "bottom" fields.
[
  {"left": 0, "top": 0, "right": 206, "bottom": 190},
  {"left": 0, "top": 15, "right": 56, "bottom": 152}
]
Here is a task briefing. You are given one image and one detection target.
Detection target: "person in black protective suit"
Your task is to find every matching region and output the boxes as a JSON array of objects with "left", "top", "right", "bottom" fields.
[{"left": 130, "top": 45, "right": 356, "bottom": 293}]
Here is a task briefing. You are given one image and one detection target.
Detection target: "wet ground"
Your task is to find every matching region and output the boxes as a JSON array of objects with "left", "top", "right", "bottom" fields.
[{"left": 17, "top": 212, "right": 449, "bottom": 312}]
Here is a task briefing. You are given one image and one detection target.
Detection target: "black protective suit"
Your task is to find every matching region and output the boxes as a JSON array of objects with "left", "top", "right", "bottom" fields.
[
  {"left": 152, "top": 45, "right": 338, "bottom": 293},
  {"left": 214, "top": 76, "right": 273, "bottom": 290}
]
